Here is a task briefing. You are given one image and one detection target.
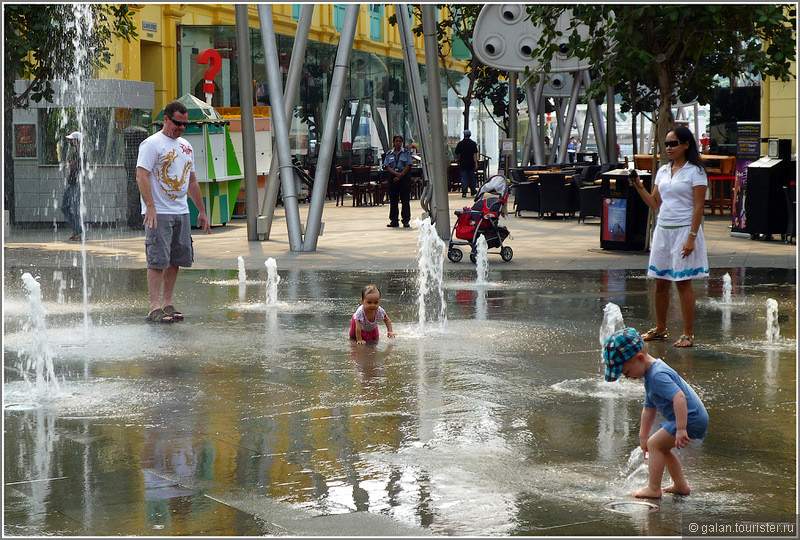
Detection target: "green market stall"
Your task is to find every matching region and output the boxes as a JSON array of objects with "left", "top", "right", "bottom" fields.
[{"left": 152, "top": 94, "right": 243, "bottom": 226}]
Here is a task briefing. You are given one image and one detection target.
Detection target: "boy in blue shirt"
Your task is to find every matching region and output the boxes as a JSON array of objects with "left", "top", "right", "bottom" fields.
[{"left": 603, "top": 328, "right": 709, "bottom": 498}]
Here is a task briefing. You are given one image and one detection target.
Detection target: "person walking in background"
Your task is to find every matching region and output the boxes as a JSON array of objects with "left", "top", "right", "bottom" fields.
[
  {"left": 567, "top": 136, "right": 577, "bottom": 163},
  {"left": 629, "top": 126, "right": 709, "bottom": 347},
  {"left": 61, "top": 131, "right": 85, "bottom": 241},
  {"left": 136, "top": 101, "right": 211, "bottom": 323},
  {"left": 384, "top": 134, "right": 413, "bottom": 228},
  {"left": 455, "top": 129, "right": 479, "bottom": 197}
]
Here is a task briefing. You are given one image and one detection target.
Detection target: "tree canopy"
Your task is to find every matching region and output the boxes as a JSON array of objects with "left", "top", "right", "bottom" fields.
[
  {"left": 4, "top": 4, "right": 137, "bottom": 112},
  {"left": 524, "top": 4, "right": 796, "bottom": 160}
]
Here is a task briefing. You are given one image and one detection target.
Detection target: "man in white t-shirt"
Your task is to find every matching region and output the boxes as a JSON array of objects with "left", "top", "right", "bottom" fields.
[{"left": 136, "top": 101, "right": 210, "bottom": 323}]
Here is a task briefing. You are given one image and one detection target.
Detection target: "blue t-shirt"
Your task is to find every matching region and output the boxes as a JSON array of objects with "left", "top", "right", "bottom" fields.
[{"left": 644, "top": 359, "right": 708, "bottom": 439}]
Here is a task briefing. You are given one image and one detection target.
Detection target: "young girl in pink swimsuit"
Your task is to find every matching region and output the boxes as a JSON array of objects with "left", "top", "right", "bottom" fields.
[{"left": 349, "top": 284, "right": 397, "bottom": 344}]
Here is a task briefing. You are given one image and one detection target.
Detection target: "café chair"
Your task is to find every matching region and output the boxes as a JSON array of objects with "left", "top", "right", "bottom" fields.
[
  {"left": 578, "top": 184, "right": 602, "bottom": 222},
  {"left": 513, "top": 180, "right": 540, "bottom": 216},
  {"left": 448, "top": 163, "right": 462, "bottom": 192},
  {"left": 350, "top": 165, "right": 374, "bottom": 206},
  {"left": 538, "top": 172, "right": 578, "bottom": 218}
]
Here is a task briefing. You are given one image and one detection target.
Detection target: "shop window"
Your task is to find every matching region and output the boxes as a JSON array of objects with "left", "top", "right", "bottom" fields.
[
  {"left": 369, "top": 5, "right": 383, "bottom": 41},
  {"left": 37, "top": 107, "right": 151, "bottom": 166},
  {"left": 333, "top": 4, "right": 346, "bottom": 31}
]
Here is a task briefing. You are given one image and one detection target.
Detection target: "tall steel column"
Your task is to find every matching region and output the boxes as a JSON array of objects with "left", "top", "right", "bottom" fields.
[
  {"left": 421, "top": 4, "right": 449, "bottom": 239},
  {"left": 302, "top": 4, "right": 359, "bottom": 251},
  {"left": 396, "top": 4, "right": 433, "bottom": 212},
  {"left": 607, "top": 85, "right": 618, "bottom": 161},
  {"left": 259, "top": 4, "right": 313, "bottom": 238},
  {"left": 234, "top": 5, "right": 259, "bottom": 241},
  {"left": 508, "top": 71, "right": 518, "bottom": 168},
  {"left": 582, "top": 70, "right": 608, "bottom": 163},
  {"left": 556, "top": 71, "right": 583, "bottom": 164},
  {"left": 257, "top": 4, "right": 303, "bottom": 250}
]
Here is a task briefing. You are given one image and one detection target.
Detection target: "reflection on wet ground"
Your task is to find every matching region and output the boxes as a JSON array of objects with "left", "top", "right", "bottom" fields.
[{"left": 3, "top": 266, "right": 796, "bottom": 536}]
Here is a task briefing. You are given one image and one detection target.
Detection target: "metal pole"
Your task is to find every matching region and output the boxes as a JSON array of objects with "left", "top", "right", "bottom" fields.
[
  {"left": 234, "top": 6, "right": 260, "bottom": 241},
  {"left": 523, "top": 78, "right": 545, "bottom": 165},
  {"left": 396, "top": 4, "right": 433, "bottom": 209},
  {"left": 509, "top": 71, "right": 518, "bottom": 168},
  {"left": 257, "top": 4, "right": 303, "bottom": 250},
  {"left": 582, "top": 70, "right": 608, "bottom": 163},
  {"left": 556, "top": 71, "right": 582, "bottom": 164},
  {"left": 260, "top": 4, "right": 313, "bottom": 235},
  {"left": 303, "top": 3, "right": 359, "bottom": 251},
  {"left": 607, "top": 85, "right": 617, "bottom": 162},
  {"left": 421, "top": 4, "right": 449, "bottom": 239}
]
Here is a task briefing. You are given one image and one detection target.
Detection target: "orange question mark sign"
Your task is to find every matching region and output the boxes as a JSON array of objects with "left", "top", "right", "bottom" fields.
[{"left": 197, "top": 49, "right": 222, "bottom": 94}]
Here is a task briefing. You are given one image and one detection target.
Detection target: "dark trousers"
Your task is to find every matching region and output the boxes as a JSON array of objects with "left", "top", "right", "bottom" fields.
[
  {"left": 61, "top": 184, "right": 81, "bottom": 235},
  {"left": 388, "top": 174, "right": 411, "bottom": 225}
]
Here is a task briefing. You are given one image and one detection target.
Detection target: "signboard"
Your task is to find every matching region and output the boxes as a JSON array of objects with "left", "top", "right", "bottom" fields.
[
  {"left": 14, "top": 124, "right": 36, "bottom": 158},
  {"left": 602, "top": 197, "right": 627, "bottom": 243},
  {"left": 731, "top": 122, "right": 760, "bottom": 233},
  {"left": 501, "top": 138, "right": 513, "bottom": 155},
  {"left": 736, "top": 122, "right": 761, "bottom": 160}
]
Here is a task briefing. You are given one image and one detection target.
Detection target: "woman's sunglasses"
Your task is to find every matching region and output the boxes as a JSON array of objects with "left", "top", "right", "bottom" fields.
[
  {"left": 664, "top": 140, "right": 682, "bottom": 148},
  {"left": 167, "top": 115, "right": 190, "bottom": 127}
]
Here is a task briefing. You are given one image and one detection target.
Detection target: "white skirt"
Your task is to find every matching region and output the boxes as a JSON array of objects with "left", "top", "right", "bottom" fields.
[{"left": 647, "top": 224, "right": 709, "bottom": 281}]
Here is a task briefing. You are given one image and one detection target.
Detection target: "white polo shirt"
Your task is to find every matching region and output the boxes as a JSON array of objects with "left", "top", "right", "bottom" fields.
[{"left": 654, "top": 162, "right": 707, "bottom": 226}]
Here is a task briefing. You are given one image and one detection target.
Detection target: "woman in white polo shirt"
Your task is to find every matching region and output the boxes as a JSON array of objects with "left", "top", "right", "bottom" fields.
[{"left": 629, "top": 126, "right": 709, "bottom": 347}]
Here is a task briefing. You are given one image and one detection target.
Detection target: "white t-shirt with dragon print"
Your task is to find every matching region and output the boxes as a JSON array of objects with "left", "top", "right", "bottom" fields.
[{"left": 137, "top": 131, "right": 196, "bottom": 214}]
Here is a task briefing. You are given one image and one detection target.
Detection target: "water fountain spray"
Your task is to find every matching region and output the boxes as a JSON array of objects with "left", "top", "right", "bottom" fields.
[
  {"left": 20, "top": 274, "right": 60, "bottom": 396},
  {"left": 599, "top": 302, "right": 625, "bottom": 358},
  {"left": 56, "top": 4, "right": 97, "bottom": 335},
  {"left": 238, "top": 256, "right": 247, "bottom": 284},
  {"left": 475, "top": 235, "right": 489, "bottom": 285},
  {"left": 766, "top": 298, "right": 780, "bottom": 343},
  {"left": 721, "top": 273, "right": 732, "bottom": 304},
  {"left": 415, "top": 217, "right": 447, "bottom": 330},
  {"left": 265, "top": 258, "right": 281, "bottom": 307}
]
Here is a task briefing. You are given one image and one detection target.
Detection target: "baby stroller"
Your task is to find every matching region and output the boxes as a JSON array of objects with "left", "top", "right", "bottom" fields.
[{"left": 448, "top": 174, "right": 513, "bottom": 263}]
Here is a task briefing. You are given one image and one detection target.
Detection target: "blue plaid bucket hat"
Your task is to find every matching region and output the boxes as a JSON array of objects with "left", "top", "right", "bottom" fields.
[{"left": 603, "top": 328, "right": 644, "bottom": 382}]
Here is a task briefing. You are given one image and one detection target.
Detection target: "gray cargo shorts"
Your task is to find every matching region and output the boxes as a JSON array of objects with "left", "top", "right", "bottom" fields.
[{"left": 144, "top": 213, "right": 194, "bottom": 269}]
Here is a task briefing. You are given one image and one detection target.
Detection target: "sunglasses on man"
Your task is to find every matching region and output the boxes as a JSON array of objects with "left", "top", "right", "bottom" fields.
[{"left": 167, "top": 115, "right": 190, "bottom": 127}]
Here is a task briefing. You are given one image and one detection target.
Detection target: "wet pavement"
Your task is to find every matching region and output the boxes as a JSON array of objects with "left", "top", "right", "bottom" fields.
[{"left": 3, "top": 261, "right": 796, "bottom": 536}]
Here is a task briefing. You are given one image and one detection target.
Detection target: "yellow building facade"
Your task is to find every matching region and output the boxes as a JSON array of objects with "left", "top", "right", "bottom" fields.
[{"left": 109, "top": 4, "right": 467, "bottom": 115}]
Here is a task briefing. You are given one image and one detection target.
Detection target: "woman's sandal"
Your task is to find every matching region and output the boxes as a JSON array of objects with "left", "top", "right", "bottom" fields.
[
  {"left": 146, "top": 308, "right": 173, "bottom": 324},
  {"left": 642, "top": 327, "right": 668, "bottom": 341},
  {"left": 673, "top": 334, "right": 694, "bottom": 348},
  {"left": 163, "top": 305, "right": 184, "bottom": 321}
]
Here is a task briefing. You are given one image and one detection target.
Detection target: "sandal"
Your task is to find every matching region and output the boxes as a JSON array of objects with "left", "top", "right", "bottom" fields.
[
  {"left": 642, "top": 327, "right": 668, "bottom": 341},
  {"left": 146, "top": 308, "right": 173, "bottom": 324},
  {"left": 163, "top": 305, "right": 184, "bottom": 321},
  {"left": 673, "top": 334, "right": 694, "bottom": 348}
]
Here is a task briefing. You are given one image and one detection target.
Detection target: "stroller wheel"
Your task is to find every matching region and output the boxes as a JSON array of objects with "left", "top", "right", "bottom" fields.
[
  {"left": 500, "top": 246, "right": 513, "bottom": 262},
  {"left": 469, "top": 252, "right": 478, "bottom": 264},
  {"left": 448, "top": 247, "right": 463, "bottom": 263}
]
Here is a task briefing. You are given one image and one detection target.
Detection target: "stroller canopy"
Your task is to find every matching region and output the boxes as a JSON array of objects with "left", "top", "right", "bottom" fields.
[{"left": 476, "top": 174, "right": 509, "bottom": 201}]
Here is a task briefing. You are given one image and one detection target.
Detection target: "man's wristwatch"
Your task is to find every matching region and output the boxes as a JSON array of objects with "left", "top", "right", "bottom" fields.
[{"left": 689, "top": 231, "right": 698, "bottom": 237}]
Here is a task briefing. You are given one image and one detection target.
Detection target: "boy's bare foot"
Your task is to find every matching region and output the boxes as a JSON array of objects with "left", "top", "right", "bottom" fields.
[
  {"left": 631, "top": 486, "right": 662, "bottom": 499},
  {"left": 663, "top": 484, "right": 690, "bottom": 495}
]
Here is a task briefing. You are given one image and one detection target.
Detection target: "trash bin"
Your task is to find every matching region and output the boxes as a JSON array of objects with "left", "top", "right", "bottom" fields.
[
  {"left": 599, "top": 169, "right": 652, "bottom": 251},
  {"left": 742, "top": 139, "right": 793, "bottom": 240}
]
